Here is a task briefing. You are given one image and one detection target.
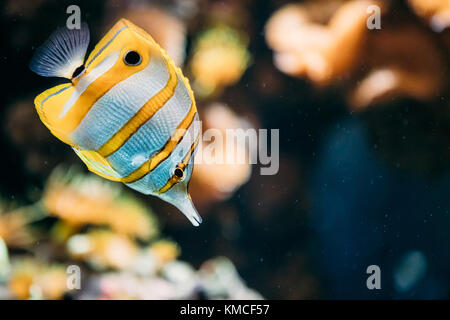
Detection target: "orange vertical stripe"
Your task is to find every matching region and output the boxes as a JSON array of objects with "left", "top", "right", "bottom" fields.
[{"left": 121, "top": 106, "right": 197, "bottom": 184}]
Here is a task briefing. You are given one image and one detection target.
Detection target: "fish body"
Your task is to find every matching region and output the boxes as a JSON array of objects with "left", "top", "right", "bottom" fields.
[{"left": 30, "top": 19, "right": 202, "bottom": 226}]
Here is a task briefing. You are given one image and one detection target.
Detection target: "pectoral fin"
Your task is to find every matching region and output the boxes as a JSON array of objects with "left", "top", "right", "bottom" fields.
[{"left": 72, "top": 148, "right": 122, "bottom": 182}]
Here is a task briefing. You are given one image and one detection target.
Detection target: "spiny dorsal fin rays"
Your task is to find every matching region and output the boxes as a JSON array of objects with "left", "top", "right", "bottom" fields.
[{"left": 30, "top": 22, "right": 90, "bottom": 79}]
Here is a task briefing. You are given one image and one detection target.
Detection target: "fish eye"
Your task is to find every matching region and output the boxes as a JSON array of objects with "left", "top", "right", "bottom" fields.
[
  {"left": 174, "top": 167, "right": 184, "bottom": 179},
  {"left": 124, "top": 50, "right": 142, "bottom": 66}
]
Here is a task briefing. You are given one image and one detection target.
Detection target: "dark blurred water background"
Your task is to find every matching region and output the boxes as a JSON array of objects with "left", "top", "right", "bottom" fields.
[{"left": 0, "top": 0, "right": 449, "bottom": 299}]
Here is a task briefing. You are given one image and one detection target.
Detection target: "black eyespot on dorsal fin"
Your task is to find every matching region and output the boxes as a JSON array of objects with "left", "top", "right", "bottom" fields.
[{"left": 71, "top": 65, "right": 85, "bottom": 79}]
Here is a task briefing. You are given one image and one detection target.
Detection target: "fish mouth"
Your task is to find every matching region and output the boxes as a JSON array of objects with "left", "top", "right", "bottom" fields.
[
  {"left": 158, "top": 180, "right": 202, "bottom": 226},
  {"left": 160, "top": 188, "right": 202, "bottom": 226},
  {"left": 191, "top": 212, "right": 203, "bottom": 226},
  {"left": 178, "top": 196, "right": 202, "bottom": 227}
]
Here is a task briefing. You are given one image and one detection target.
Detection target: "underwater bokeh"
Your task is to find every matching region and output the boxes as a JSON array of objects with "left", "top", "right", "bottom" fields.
[{"left": 0, "top": 0, "right": 450, "bottom": 299}]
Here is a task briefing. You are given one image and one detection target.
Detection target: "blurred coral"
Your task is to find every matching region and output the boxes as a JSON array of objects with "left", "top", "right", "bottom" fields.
[
  {"left": 265, "top": 0, "right": 385, "bottom": 85},
  {"left": 408, "top": 0, "right": 450, "bottom": 32},
  {"left": 0, "top": 204, "right": 34, "bottom": 248},
  {"left": 0, "top": 165, "right": 265, "bottom": 300},
  {"left": 349, "top": 23, "right": 445, "bottom": 110},
  {"left": 67, "top": 230, "right": 139, "bottom": 270},
  {"left": 8, "top": 258, "right": 68, "bottom": 300},
  {"left": 150, "top": 240, "right": 180, "bottom": 264},
  {"left": 0, "top": 238, "right": 10, "bottom": 281},
  {"left": 265, "top": 0, "right": 447, "bottom": 111},
  {"left": 189, "top": 26, "right": 250, "bottom": 97},
  {"left": 79, "top": 257, "right": 262, "bottom": 300},
  {"left": 94, "top": 272, "right": 179, "bottom": 300},
  {"left": 190, "top": 103, "right": 252, "bottom": 209},
  {"left": 198, "top": 257, "right": 263, "bottom": 299},
  {"left": 43, "top": 167, "right": 158, "bottom": 240}
]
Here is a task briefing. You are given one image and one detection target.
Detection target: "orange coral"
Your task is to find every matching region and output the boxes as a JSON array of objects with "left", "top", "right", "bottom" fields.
[
  {"left": 349, "top": 23, "right": 445, "bottom": 110},
  {"left": 67, "top": 231, "right": 139, "bottom": 270},
  {"left": 408, "top": 0, "right": 450, "bottom": 31},
  {"left": 189, "top": 26, "right": 250, "bottom": 97},
  {"left": 150, "top": 240, "right": 180, "bottom": 264},
  {"left": 43, "top": 168, "right": 158, "bottom": 240},
  {"left": 265, "top": 0, "right": 385, "bottom": 85},
  {"left": 9, "top": 258, "right": 68, "bottom": 300},
  {"left": 0, "top": 207, "right": 34, "bottom": 248}
]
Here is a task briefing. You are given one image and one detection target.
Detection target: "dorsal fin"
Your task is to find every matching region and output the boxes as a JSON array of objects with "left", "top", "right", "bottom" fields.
[{"left": 30, "top": 23, "right": 90, "bottom": 79}]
